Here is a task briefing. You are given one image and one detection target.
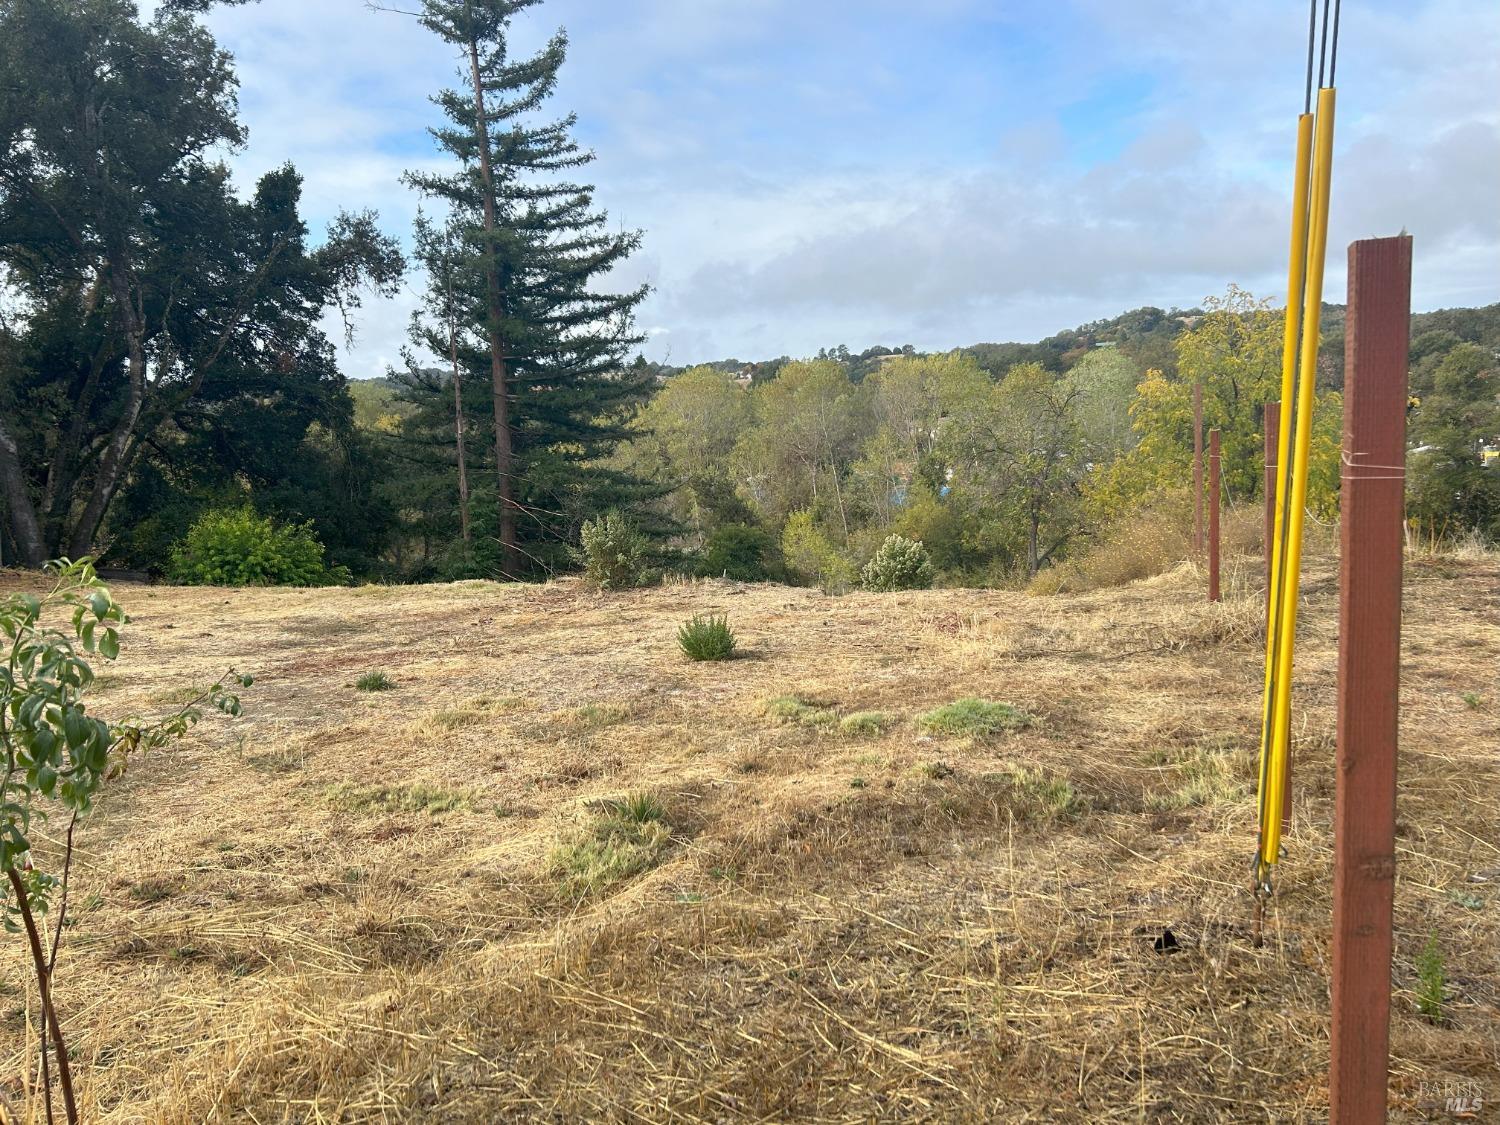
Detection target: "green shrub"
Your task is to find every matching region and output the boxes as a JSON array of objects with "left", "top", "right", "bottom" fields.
[
  {"left": 702, "top": 523, "right": 778, "bottom": 581},
  {"left": 861, "top": 534, "right": 935, "bottom": 592},
  {"left": 782, "top": 509, "right": 857, "bottom": 593},
  {"left": 678, "top": 613, "right": 737, "bottom": 661},
  {"left": 355, "top": 671, "right": 394, "bottom": 692},
  {"left": 919, "top": 698, "right": 1031, "bottom": 737},
  {"left": 578, "top": 511, "right": 651, "bottom": 590},
  {"left": 169, "top": 506, "right": 350, "bottom": 587}
]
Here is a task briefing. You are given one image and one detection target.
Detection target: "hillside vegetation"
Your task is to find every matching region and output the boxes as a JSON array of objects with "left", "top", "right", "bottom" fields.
[{"left": 2, "top": 548, "right": 1496, "bottom": 1121}]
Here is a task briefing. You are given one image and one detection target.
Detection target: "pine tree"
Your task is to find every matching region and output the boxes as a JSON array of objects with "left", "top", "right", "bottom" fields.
[
  {"left": 406, "top": 214, "right": 476, "bottom": 559},
  {"left": 403, "top": 0, "right": 649, "bottom": 578}
]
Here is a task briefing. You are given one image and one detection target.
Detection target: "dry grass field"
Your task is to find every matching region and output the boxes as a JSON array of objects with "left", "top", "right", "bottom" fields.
[{"left": 2, "top": 547, "right": 1498, "bottom": 1122}]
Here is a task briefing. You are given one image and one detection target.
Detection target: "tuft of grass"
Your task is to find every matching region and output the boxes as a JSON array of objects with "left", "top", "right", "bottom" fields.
[
  {"left": 839, "top": 711, "right": 893, "bottom": 737},
  {"left": 1146, "top": 745, "right": 1254, "bottom": 811},
  {"left": 919, "top": 698, "right": 1031, "bottom": 738},
  {"left": 323, "top": 781, "right": 471, "bottom": 815},
  {"left": 417, "top": 696, "right": 526, "bottom": 736},
  {"left": 678, "top": 613, "right": 737, "bottom": 661},
  {"left": 570, "top": 702, "right": 630, "bottom": 728},
  {"left": 590, "top": 790, "right": 667, "bottom": 825},
  {"left": 128, "top": 877, "right": 177, "bottom": 904},
  {"left": 1461, "top": 691, "right": 1483, "bottom": 710},
  {"left": 1002, "top": 765, "right": 1084, "bottom": 821},
  {"left": 355, "top": 670, "right": 395, "bottom": 692},
  {"left": 764, "top": 694, "right": 838, "bottom": 729},
  {"left": 919, "top": 760, "right": 955, "bottom": 780},
  {"left": 426, "top": 707, "right": 484, "bottom": 730},
  {"left": 553, "top": 794, "right": 672, "bottom": 897},
  {"left": 244, "top": 746, "right": 307, "bottom": 775},
  {"left": 1416, "top": 931, "right": 1446, "bottom": 1023}
]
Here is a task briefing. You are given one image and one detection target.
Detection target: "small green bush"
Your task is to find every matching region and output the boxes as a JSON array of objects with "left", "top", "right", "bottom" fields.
[
  {"left": 355, "top": 671, "right": 394, "bottom": 692},
  {"left": 861, "top": 534, "right": 934, "bottom": 592},
  {"left": 678, "top": 613, "right": 737, "bottom": 661},
  {"left": 169, "top": 506, "right": 350, "bottom": 587},
  {"left": 919, "top": 698, "right": 1031, "bottom": 737},
  {"left": 702, "top": 523, "right": 778, "bottom": 581},
  {"left": 578, "top": 511, "right": 652, "bottom": 590}
]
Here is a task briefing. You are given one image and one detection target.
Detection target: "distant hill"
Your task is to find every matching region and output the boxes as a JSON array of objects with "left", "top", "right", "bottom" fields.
[{"left": 648, "top": 300, "right": 1499, "bottom": 390}]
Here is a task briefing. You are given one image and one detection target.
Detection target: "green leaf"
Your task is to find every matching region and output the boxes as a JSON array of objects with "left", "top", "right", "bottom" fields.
[
  {"left": 99, "top": 629, "right": 119, "bottom": 660},
  {"left": 63, "top": 708, "right": 90, "bottom": 749}
]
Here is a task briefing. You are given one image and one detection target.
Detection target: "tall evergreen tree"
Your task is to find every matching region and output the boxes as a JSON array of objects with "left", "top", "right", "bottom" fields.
[
  {"left": 403, "top": 0, "right": 649, "bottom": 578},
  {"left": 405, "top": 214, "right": 476, "bottom": 560}
]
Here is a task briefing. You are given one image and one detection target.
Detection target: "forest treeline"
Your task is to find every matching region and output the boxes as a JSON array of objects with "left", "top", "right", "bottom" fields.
[{"left": 2, "top": 1, "right": 1496, "bottom": 587}]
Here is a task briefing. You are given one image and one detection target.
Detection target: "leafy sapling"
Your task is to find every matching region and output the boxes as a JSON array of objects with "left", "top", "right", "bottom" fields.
[{"left": 1, "top": 559, "right": 250, "bottom": 1124}]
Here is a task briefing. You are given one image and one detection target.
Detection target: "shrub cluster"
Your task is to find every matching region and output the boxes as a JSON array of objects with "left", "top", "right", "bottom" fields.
[
  {"left": 678, "top": 613, "right": 737, "bottom": 661},
  {"left": 701, "top": 523, "right": 778, "bottom": 581},
  {"left": 579, "top": 511, "right": 652, "bottom": 590},
  {"left": 169, "top": 506, "right": 350, "bottom": 587},
  {"left": 860, "top": 534, "right": 935, "bottom": 592},
  {"left": 781, "top": 510, "right": 858, "bottom": 593}
]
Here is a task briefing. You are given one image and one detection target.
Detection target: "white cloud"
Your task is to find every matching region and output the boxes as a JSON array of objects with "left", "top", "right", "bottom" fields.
[{"left": 196, "top": 0, "right": 1499, "bottom": 371}]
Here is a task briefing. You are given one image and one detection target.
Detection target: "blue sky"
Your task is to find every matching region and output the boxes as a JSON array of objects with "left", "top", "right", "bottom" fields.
[{"left": 187, "top": 0, "right": 1500, "bottom": 375}]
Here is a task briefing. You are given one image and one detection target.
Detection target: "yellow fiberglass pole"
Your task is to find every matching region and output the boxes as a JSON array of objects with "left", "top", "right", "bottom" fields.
[
  {"left": 1256, "top": 111, "right": 1314, "bottom": 860},
  {"left": 1261, "top": 85, "right": 1336, "bottom": 870}
]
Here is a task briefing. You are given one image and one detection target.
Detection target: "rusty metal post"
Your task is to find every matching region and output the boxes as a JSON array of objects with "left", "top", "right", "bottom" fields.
[
  {"left": 1193, "top": 382, "right": 1204, "bottom": 554},
  {"left": 1208, "top": 428, "right": 1221, "bottom": 602},
  {"left": 1330, "top": 235, "right": 1411, "bottom": 1125},
  {"left": 1264, "top": 401, "right": 1280, "bottom": 596}
]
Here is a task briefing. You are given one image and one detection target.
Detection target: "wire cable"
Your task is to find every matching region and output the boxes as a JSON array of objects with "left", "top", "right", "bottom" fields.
[
  {"left": 1304, "top": 0, "right": 1317, "bottom": 114},
  {"left": 1329, "top": 0, "right": 1342, "bottom": 88}
]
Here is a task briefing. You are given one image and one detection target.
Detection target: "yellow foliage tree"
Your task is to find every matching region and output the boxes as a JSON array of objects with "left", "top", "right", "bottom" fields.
[{"left": 1086, "top": 286, "right": 1342, "bottom": 522}]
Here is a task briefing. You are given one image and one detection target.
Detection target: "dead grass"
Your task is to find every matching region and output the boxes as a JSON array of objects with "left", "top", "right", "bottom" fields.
[
  {"left": 2, "top": 550, "right": 1497, "bottom": 1121},
  {"left": 322, "top": 780, "right": 473, "bottom": 815}
]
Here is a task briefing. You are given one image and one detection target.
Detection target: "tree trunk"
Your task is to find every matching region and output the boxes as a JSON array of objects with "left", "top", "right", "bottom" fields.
[
  {"left": 446, "top": 276, "right": 472, "bottom": 555},
  {"left": 466, "top": 35, "right": 519, "bottom": 578},
  {"left": 41, "top": 330, "right": 113, "bottom": 546},
  {"left": 1027, "top": 505, "right": 1040, "bottom": 578},
  {"left": 66, "top": 261, "right": 146, "bottom": 560},
  {"left": 0, "top": 416, "right": 47, "bottom": 567}
]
